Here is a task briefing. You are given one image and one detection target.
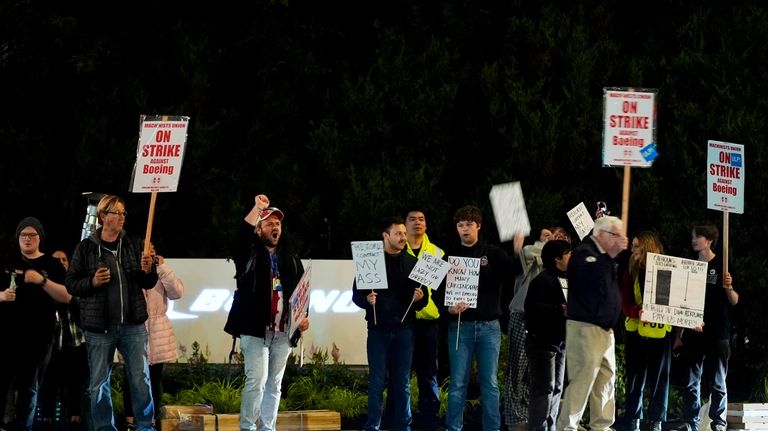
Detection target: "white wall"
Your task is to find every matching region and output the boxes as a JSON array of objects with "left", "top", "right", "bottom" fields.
[{"left": 164, "top": 259, "right": 369, "bottom": 365}]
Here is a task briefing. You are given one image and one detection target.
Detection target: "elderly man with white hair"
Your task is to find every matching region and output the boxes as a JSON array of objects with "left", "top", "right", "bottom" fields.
[{"left": 556, "top": 216, "right": 628, "bottom": 431}]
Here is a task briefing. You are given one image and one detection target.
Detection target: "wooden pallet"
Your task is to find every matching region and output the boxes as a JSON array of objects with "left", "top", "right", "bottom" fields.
[
  {"left": 727, "top": 403, "right": 768, "bottom": 431},
  {"left": 160, "top": 408, "right": 340, "bottom": 431}
]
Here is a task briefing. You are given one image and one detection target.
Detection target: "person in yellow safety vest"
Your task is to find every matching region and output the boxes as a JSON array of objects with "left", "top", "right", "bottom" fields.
[
  {"left": 620, "top": 231, "right": 671, "bottom": 431},
  {"left": 403, "top": 205, "right": 444, "bottom": 430}
]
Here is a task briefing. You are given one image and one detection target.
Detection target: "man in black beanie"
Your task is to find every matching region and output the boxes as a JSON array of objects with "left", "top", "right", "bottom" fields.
[{"left": 0, "top": 216, "right": 71, "bottom": 431}]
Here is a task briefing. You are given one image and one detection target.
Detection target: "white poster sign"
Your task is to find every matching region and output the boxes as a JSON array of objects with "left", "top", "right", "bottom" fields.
[
  {"left": 567, "top": 202, "right": 594, "bottom": 240},
  {"left": 444, "top": 256, "right": 481, "bottom": 307},
  {"left": 288, "top": 263, "right": 311, "bottom": 336},
  {"left": 489, "top": 182, "right": 531, "bottom": 242},
  {"left": 408, "top": 253, "right": 450, "bottom": 290},
  {"left": 130, "top": 115, "right": 190, "bottom": 192},
  {"left": 707, "top": 140, "right": 744, "bottom": 214},
  {"left": 351, "top": 241, "right": 388, "bottom": 290},
  {"left": 641, "top": 253, "right": 708, "bottom": 329},
  {"left": 603, "top": 88, "right": 657, "bottom": 167}
]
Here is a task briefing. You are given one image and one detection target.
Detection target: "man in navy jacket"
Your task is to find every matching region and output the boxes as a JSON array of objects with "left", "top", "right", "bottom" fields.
[{"left": 556, "top": 216, "right": 627, "bottom": 431}]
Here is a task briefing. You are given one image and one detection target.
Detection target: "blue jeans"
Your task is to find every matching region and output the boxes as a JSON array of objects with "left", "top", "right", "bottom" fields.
[
  {"left": 239, "top": 332, "right": 292, "bottom": 431},
  {"left": 526, "top": 340, "right": 565, "bottom": 431},
  {"left": 446, "top": 320, "right": 501, "bottom": 431},
  {"left": 680, "top": 336, "right": 730, "bottom": 431},
  {"left": 85, "top": 324, "right": 153, "bottom": 431},
  {"left": 366, "top": 325, "right": 415, "bottom": 431},
  {"left": 624, "top": 332, "right": 671, "bottom": 422}
]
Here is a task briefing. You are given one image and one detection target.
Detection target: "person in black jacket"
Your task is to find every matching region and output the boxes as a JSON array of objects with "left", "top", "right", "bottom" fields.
[
  {"left": 524, "top": 239, "right": 571, "bottom": 431},
  {"left": 224, "top": 194, "right": 309, "bottom": 431},
  {"left": 556, "top": 215, "right": 628, "bottom": 431},
  {"left": 438, "top": 205, "right": 522, "bottom": 431},
  {"left": 65, "top": 195, "right": 157, "bottom": 431},
  {"left": 0, "top": 217, "right": 71, "bottom": 431},
  {"left": 352, "top": 217, "right": 427, "bottom": 431}
]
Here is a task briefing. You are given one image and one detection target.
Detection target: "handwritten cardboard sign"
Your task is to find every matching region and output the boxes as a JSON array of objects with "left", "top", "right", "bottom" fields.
[
  {"left": 351, "top": 241, "right": 387, "bottom": 290},
  {"left": 444, "top": 256, "right": 481, "bottom": 307}
]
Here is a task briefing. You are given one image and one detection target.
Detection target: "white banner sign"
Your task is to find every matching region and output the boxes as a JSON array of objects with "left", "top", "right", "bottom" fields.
[
  {"left": 288, "top": 262, "right": 311, "bottom": 336},
  {"left": 566, "top": 202, "right": 594, "bottom": 240},
  {"left": 444, "top": 257, "right": 481, "bottom": 307},
  {"left": 641, "top": 253, "right": 707, "bottom": 329},
  {"left": 130, "top": 115, "right": 190, "bottom": 192},
  {"left": 707, "top": 140, "right": 744, "bottom": 214},
  {"left": 351, "top": 241, "right": 388, "bottom": 290},
  {"left": 489, "top": 182, "right": 531, "bottom": 242},
  {"left": 603, "top": 88, "right": 656, "bottom": 167},
  {"left": 408, "top": 253, "right": 450, "bottom": 290}
]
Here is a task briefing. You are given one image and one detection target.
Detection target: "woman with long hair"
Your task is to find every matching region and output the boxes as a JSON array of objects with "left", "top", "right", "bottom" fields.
[{"left": 621, "top": 231, "right": 671, "bottom": 431}]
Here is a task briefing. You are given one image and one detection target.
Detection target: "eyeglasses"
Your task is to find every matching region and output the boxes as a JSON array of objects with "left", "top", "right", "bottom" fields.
[
  {"left": 19, "top": 233, "right": 39, "bottom": 239},
  {"left": 107, "top": 211, "right": 128, "bottom": 217}
]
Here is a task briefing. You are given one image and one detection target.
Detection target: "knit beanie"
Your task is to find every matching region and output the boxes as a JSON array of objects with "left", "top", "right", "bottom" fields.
[{"left": 16, "top": 216, "right": 45, "bottom": 245}]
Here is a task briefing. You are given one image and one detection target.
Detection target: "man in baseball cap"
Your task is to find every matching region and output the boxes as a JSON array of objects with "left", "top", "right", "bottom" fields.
[{"left": 226, "top": 194, "right": 309, "bottom": 431}]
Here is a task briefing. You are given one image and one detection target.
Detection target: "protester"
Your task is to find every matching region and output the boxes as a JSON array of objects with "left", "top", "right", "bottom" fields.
[
  {"left": 556, "top": 216, "right": 628, "bottom": 431},
  {"left": 65, "top": 195, "right": 158, "bottom": 431},
  {"left": 621, "top": 232, "right": 671, "bottom": 431},
  {"left": 123, "top": 241, "right": 184, "bottom": 430},
  {"left": 402, "top": 206, "right": 444, "bottom": 430},
  {"left": 676, "top": 223, "right": 738, "bottom": 431},
  {"left": 505, "top": 227, "right": 554, "bottom": 430},
  {"left": 224, "top": 194, "right": 310, "bottom": 431},
  {"left": 38, "top": 249, "right": 91, "bottom": 431},
  {"left": 524, "top": 239, "right": 571, "bottom": 431},
  {"left": 352, "top": 217, "right": 428, "bottom": 431},
  {"left": 437, "top": 205, "right": 522, "bottom": 431},
  {"left": 0, "top": 217, "right": 71, "bottom": 431}
]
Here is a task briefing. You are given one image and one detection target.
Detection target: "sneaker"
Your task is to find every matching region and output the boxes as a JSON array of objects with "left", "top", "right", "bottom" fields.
[
  {"left": 651, "top": 421, "right": 663, "bottom": 431},
  {"left": 629, "top": 419, "right": 641, "bottom": 431}
]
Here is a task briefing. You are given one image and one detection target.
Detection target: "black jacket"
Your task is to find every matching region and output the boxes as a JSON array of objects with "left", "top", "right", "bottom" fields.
[
  {"left": 65, "top": 229, "right": 158, "bottom": 332},
  {"left": 566, "top": 237, "right": 621, "bottom": 330},
  {"left": 224, "top": 223, "right": 305, "bottom": 341},
  {"left": 525, "top": 268, "right": 568, "bottom": 348}
]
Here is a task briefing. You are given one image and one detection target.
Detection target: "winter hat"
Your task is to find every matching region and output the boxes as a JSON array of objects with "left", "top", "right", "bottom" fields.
[{"left": 16, "top": 216, "right": 45, "bottom": 244}]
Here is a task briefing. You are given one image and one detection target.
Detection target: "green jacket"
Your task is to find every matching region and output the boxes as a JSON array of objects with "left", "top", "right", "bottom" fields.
[{"left": 405, "top": 233, "right": 444, "bottom": 320}]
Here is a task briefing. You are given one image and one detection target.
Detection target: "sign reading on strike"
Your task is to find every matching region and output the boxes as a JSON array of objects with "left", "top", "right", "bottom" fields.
[
  {"left": 707, "top": 140, "right": 744, "bottom": 214},
  {"left": 130, "top": 115, "right": 190, "bottom": 192},
  {"left": 602, "top": 88, "right": 657, "bottom": 167}
]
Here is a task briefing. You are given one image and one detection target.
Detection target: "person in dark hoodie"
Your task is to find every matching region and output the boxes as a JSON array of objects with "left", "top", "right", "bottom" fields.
[
  {"left": 352, "top": 217, "right": 428, "bottom": 431},
  {"left": 0, "top": 217, "right": 71, "bottom": 431},
  {"left": 438, "top": 205, "right": 522, "bottom": 431},
  {"left": 524, "top": 239, "right": 571, "bottom": 431},
  {"left": 65, "top": 195, "right": 157, "bottom": 431},
  {"left": 556, "top": 215, "right": 628, "bottom": 431},
  {"left": 224, "top": 194, "right": 309, "bottom": 431}
]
